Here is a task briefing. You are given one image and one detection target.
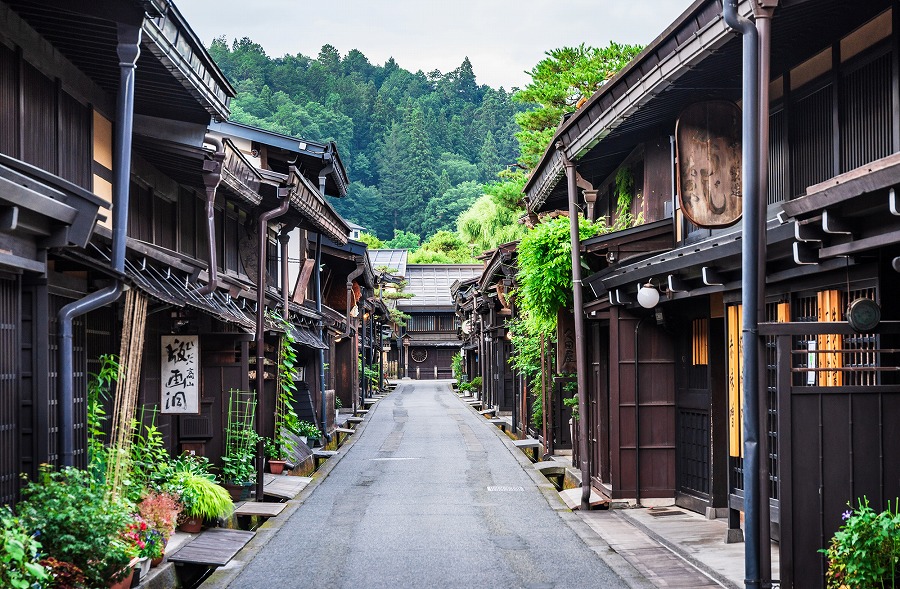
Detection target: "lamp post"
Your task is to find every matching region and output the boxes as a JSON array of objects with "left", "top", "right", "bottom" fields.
[{"left": 402, "top": 333, "right": 411, "bottom": 379}]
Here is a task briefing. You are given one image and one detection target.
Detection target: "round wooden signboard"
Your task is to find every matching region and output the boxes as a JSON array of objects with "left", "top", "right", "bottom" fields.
[{"left": 675, "top": 101, "right": 743, "bottom": 228}]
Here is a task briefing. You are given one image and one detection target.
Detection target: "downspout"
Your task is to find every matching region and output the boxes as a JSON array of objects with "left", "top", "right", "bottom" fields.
[
  {"left": 560, "top": 144, "right": 592, "bottom": 512},
  {"left": 255, "top": 189, "right": 290, "bottom": 502},
  {"left": 361, "top": 298, "right": 367, "bottom": 402},
  {"left": 723, "top": 2, "right": 762, "bottom": 588},
  {"left": 314, "top": 234, "right": 330, "bottom": 442},
  {"left": 634, "top": 315, "right": 652, "bottom": 508},
  {"left": 197, "top": 135, "right": 224, "bottom": 295},
  {"left": 755, "top": 5, "right": 776, "bottom": 585},
  {"left": 58, "top": 24, "right": 141, "bottom": 467}
]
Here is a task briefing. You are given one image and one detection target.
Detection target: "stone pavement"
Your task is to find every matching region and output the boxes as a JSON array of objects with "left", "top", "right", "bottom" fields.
[{"left": 199, "top": 380, "right": 775, "bottom": 589}]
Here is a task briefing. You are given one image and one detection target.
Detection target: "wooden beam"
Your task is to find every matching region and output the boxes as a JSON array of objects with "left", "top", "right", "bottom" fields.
[
  {"left": 819, "top": 228, "right": 900, "bottom": 259},
  {"left": 292, "top": 258, "right": 315, "bottom": 304}
]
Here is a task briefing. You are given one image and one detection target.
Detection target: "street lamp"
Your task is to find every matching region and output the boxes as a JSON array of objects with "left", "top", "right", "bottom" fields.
[{"left": 637, "top": 281, "right": 660, "bottom": 309}]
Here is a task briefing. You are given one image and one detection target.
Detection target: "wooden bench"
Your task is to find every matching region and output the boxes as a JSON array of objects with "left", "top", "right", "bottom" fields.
[
  {"left": 487, "top": 418, "right": 507, "bottom": 432},
  {"left": 262, "top": 473, "right": 311, "bottom": 500},
  {"left": 479, "top": 408, "right": 497, "bottom": 417},
  {"left": 363, "top": 398, "right": 378, "bottom": 407},
  {"left": 167, "top": 528, "right": 255, "bottom": 567},
  {"left": 312, "top": 449, "right": 337, "bottom": 470},
  {"left": 346, "top": 416, "right": 364, "bottom": 426},
  {"left": 354, "top": 408, "right": 369, "bottom": 416},
  {"left": 513, "top": 439, "right": 541, "bottom": 462}
]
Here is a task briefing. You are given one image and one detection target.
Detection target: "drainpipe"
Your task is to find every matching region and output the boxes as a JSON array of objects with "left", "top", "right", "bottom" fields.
[
  {"left": 255, "top": 189, "right": 290, "bottom": 502},
  {"left": 560, "top": 144, "right": 592, "bottom": 512},
  {"left": 197, "top": 135, "right": 224, "bottom": 295},
  {"left": 58, "top": 24, "right": 141, "bottom": 467},
  {"left": 314, "top": 235, "right": 330, "bottom": 442},
  {"left": 634, "top": 315, "right": 652, "bottom": 507},
  {"left": 723, "top": 2, "right": 762, "bottom": 588},
  {"left": 755, "top": 5, "right": 776, "bottom": 585}
]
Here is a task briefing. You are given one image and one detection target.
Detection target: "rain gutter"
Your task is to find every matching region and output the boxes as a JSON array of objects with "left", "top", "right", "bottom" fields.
[
  {"left": 197, "top": 134, "right": 224, "bottom": 296},
  {"left": 58, "top": 24, "right": 141, "bottom": 467},
  {"left": 723, "top": 1, "right": 762, "bottom": 587},
  {"left": 255, "top": 189, "right": 290, "bottom": 502},
  {"left": 561, "top": 144, "right": 592, "bottom": 512}
]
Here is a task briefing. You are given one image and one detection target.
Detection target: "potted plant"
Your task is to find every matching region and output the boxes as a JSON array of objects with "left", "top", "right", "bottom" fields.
[
  {"left": 264, "top": 436, "right": 290, "bottom": 475},
  {"left": 137, "top": 492, "right": 180, "bottom": 567},
  {"left": 221, "top": 427, "right": 259, "bottom": 500},
  {"left": 822, "top": 497, "right": 900, "bottom": 588},
  {"left": 17, "top": 465, "right": 137, "bottom": 588},
  {"left": 297, "top": 420, "right": 322, "bottom": 447},
  {"left": 164, "top": 455, "right": 233, "bottom": 533}
]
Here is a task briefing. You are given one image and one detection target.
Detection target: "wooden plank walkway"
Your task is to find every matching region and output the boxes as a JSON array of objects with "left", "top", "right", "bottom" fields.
[
  {"left": 262, "top": 473, "right": 311, "bottom": 500},
  {"left": 363, "top": 398, "right": 378, "bottom": 407},
  {"left": 233, "top": 501, "right": 286, "bottom": 518},
  {"left": 558, "top": 487, "right": 610, "bottom": 510},
  {"left": 167, "top": 528, "right": 255, "bottom": 566},
  {"left": 580, "top": 511, "right": 725, "bottom": 588}
]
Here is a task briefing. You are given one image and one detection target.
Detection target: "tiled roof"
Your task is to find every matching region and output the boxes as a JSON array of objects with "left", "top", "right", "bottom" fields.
[
  {"left": 369, "top": 249, "right": 408, "bottom": 277},
  {"left": 401, "top": 264, "right": 483, "bottom": 309}
]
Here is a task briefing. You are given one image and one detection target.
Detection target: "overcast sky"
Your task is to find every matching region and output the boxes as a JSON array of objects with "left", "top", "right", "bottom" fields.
[{"left": 175, "top": 0, "right": 692, "bottom": 90}]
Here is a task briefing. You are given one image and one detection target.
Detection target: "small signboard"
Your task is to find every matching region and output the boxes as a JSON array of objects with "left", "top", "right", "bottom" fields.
[
  {"left": 161, "top": 335, "right": 199, "bottom": 414},
  {"left": 676, "top": 101, "right": 743, "bottom": 228}
]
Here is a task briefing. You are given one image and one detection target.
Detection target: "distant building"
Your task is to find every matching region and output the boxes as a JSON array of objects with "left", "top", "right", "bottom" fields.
[{"left": 370, "top": 250, "right": 480, "bottom": 379}]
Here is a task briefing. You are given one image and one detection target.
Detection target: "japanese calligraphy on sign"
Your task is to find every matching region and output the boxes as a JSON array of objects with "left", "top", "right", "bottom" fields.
[{"left": 161, "top": 335, "right": 199, "bottom": 414}]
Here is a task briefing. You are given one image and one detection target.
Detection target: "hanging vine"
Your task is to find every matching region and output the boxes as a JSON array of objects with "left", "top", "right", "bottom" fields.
[{"left": 268, "top": 312, "right": 302, "bottom": 459}]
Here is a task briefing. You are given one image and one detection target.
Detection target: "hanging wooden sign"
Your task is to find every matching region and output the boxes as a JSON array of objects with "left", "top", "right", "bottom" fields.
[
  {"left": 676, "top": 101, "right": 743, "bottom": 228},
  {"left": 161, "top": 335, "right": 200, "bottom": 414}
]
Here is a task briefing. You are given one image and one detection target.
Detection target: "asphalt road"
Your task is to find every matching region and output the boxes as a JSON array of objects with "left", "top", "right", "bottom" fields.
[{"left": 227, "top": 380, "right": 626, "bottom": 589}]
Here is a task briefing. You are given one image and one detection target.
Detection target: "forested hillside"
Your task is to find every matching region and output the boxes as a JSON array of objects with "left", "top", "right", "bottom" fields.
[{"left": 207, "top": 38, "right": 524, "bottom": 240}]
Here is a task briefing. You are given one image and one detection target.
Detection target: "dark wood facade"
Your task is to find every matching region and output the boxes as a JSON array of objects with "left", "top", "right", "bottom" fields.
[
  {"left": 0, "top": 0, "right": 357, "bottom": 508},
  {"left": 525, "top": 1, "right": 900, "bottom": 586}
]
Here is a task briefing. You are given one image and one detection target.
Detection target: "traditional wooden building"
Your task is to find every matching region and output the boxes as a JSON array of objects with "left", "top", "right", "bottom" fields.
[
  {"left": 0, "top": 0, "right": 356, "bottom": 507},
  {"left": 524, "top": 1, "right": 900, "bottom": 586},
  {"left": 370, "top": 250, "right": 481, "bottom": 380}
]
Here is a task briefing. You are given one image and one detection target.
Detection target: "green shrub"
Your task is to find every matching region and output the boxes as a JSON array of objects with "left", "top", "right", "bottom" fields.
[
  {"left": 17, "top": 466, "right": 135, "bottom": 587},
  {"left": 297, "top": 421, "right": 322, "bottom": 440},
  {"left": 469, "top": 376, "right": 482, "bottom": 390},
  {"left": 0, "top": 506, "right": 49, "bottom": 589},
  {"left": 822, "top": 497, "right": 900, "bottom": 588},
  {"left": 165, "top": 456, "right": 233, "bottom": 521}
]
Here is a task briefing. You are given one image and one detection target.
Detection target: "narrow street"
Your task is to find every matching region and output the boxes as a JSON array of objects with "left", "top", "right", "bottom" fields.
[{"left": 220, "top": 380, "right": 626, "bottom": 588}]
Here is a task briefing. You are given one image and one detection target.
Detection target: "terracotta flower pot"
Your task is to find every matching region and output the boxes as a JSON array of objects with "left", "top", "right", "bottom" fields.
[
  {"left": 268, "top": 459, "right": 287, "bottom": 475},
  {"left": 107, "top": 566, "right": 134, "bottom": 589},
  {"left": 178, "top": 516, "right": 202, "bottom": 533},
  {"left": 150, "top": 554, "right": 164, "bottom": 568}
]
